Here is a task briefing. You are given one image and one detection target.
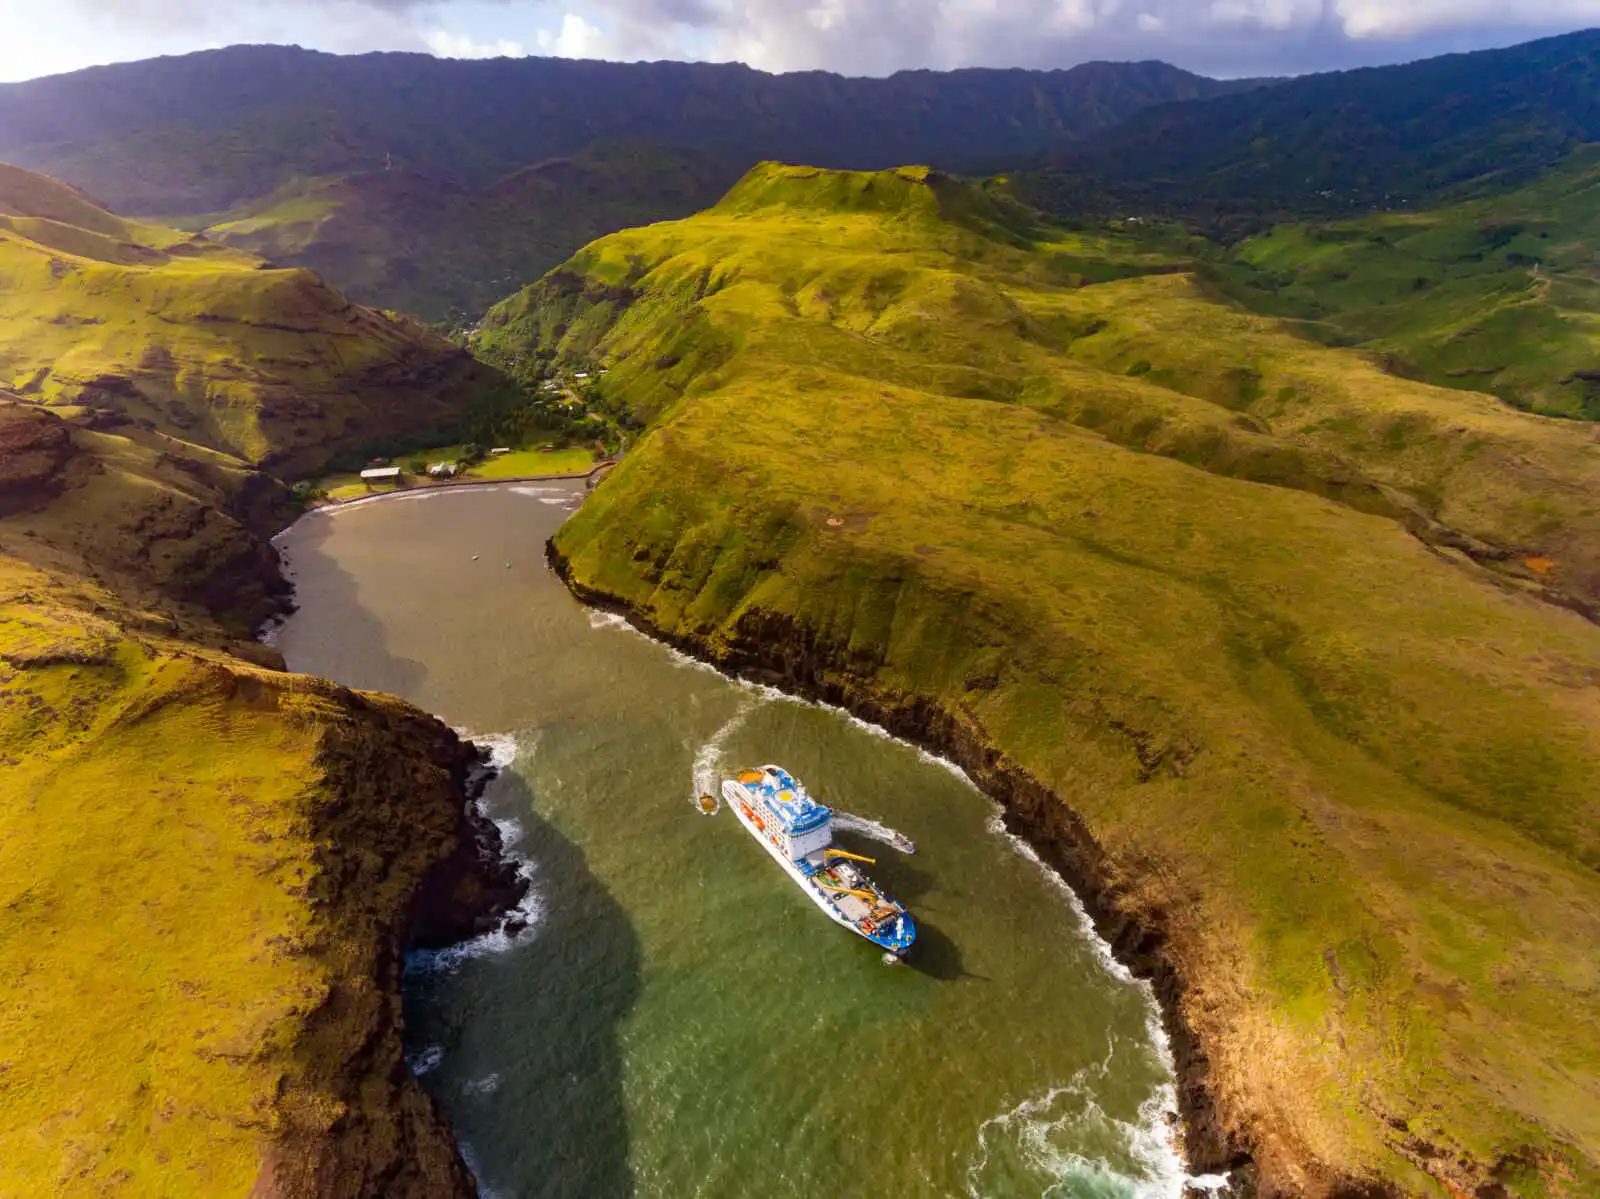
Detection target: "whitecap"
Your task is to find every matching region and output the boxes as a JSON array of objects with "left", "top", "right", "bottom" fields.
[
  {"left": 407, "top": 1045, "right": 444, "bottom": 1076},
  {"left": 406, "top": 730, "right": 543, "bottom": 976},
  {"left": 582, "top": 601, "right": 1213, "bottom": 1189},
  {"left": 965, "top": 1060, "right": 1216, "bottom": 1199},
  {"left": 458, "top": 1140, "right": 504, "bottom": 1199},
  {"left": 463, "top": 1073, "right": 502, "bottom": 1096}
]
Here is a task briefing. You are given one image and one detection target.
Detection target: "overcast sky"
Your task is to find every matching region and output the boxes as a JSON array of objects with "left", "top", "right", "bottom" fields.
[{"left": 0, "top": 0, "right": 1596, "bottom": 84}]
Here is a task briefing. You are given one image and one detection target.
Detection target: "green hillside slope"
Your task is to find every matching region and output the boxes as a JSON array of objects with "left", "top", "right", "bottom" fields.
[
  {"left": 0, "top": 395, "right": 524, "bottom": 1197},
  {"left": 1213, "top": 146, "right": 1600, "bottom": 419},
  {"left": 488, "top": 164, "right": 1600, "bottom": 1196},
  {"left": 0, "top": 168, "right": 530, "bottom": 1195},
  {"left": 193, "top": 140, "right": 741, "bottom": 323},
  {"left": 0, "top": 163, "right": 511, "bottom": 476}
]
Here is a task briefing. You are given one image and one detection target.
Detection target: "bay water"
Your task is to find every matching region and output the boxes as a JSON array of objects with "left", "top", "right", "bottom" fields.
[{"left": 273, "top": 482, "right": 1199, "bottom": 1199}]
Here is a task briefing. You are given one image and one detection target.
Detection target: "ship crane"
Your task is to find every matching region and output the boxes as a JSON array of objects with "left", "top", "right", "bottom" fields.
[{"left": 824, "top": 848, "right": 876, "bottom": 866}]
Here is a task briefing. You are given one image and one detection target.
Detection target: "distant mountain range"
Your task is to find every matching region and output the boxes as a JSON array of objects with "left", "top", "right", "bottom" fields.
[
  {"left": 1021, "top": 29, "right": 1600, "bottom": 227},
  {"left": 195, "top": 139, "right": 741, "bottom": 323},
  {"left": 6, "top": 30, "right": 1600, "bottom": 334},
  {"left": 0, "top": 46, "right": 1258, "bottom": 217}
]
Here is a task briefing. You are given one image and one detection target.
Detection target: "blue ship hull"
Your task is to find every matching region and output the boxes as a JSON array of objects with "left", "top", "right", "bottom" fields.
[{"left": 722, "top": 766, "right": 916, "bottom": 957}]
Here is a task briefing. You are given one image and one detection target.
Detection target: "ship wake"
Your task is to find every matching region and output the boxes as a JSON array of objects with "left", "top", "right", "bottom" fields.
[
  {"left": 689, "top": 697, "right": 765, "bottom": 810},
  {"left": 831, "top": 811, "right": 917, "bottom": 855}
]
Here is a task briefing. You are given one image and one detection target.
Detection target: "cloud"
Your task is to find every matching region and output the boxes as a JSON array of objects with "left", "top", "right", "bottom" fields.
[
  {"left": 425, "top": 29, "right": 527, "bottom": 57},
  {"left": 535, "top": 12, "right": 607, "bottom": 56},
  {"left": 1334, "top": 0, "right": 1600, "bottom": 39},
  {"left": 20, "top": 0, "right": 1600, "bottom": 81}
]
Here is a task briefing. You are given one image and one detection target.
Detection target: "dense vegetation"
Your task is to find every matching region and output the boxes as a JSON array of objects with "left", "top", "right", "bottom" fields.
[
  {"left": 1019, "top": 29, "right": 1600, "bottom": 228},
  {"left": 194, "top": 139, "right": 741, "bottom": 323},
  {"left": 0, "top": 163, "right": 514, "bottom": 476},
  {"left": 0, "top": 46, "right": 1250, "bottom": 216},
  {"left": 1208, "top": 146, "right": 1600, "bottom": 419},
  {"left": 489, "top": 163, "right": 1600, "bottom": 1195}
]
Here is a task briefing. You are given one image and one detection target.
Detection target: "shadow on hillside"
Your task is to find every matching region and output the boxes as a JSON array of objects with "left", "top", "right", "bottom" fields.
[{"left": 405, "top": 767, "right": 643, "bottom": 1199}]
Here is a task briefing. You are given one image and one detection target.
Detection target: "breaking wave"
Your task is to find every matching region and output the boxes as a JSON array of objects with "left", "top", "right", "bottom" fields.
[
  {"left": 405, "top": 730, "right": 542, "bottom": 977},
  {"left": 579, "top": 600, "right": 1225, "bottom": 1193},
  {"left": 966, "top": 1042, "right": 1230, "bottom": 1199}
]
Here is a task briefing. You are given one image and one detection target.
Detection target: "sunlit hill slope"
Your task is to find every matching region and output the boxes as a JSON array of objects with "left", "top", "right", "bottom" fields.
[
  {"left": 486, "top": 163, "right": 1600, "bottom": 1196},
  {"left": 0, "top": 165, "right": 525, "bottom": 1196},
  {"left": 1217, "top": 145, "right": 1600, "bottom": 420},
  {"left": 0, "top": 162, "right": 509, "bottom": 476}
]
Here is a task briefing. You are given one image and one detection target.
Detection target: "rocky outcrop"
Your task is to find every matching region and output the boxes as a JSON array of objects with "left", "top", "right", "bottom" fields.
[
  {"left": 251, "top": 684, "right": 527, "bottom": 1199},
  {"left": 0, "top": 397, "right": 76, "bottom": 516}
]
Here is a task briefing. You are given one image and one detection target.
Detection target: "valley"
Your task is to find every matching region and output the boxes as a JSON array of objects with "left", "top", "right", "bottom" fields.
[{"left": 3, "top": 25, "right": 1600, "bottom": 1199}]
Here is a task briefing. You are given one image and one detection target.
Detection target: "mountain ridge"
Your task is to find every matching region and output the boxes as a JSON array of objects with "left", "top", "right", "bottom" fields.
[
  {"left": 1022, "top": 28, "right": 1600, "bottom": 225},
  {"left": 0, "top": 161, "right": 513, "bottom": 475},
  {"left": 0, "top": 44, "right": 1261, "bottom": 217}
]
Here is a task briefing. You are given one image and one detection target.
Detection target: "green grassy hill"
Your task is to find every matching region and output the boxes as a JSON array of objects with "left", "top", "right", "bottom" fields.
[
  {"left": 0, "top": 391, "right": 521, "bottom": 1197},
  {"left": 0, "top": 163, "right": 512, "bottom": 476},
  {"left": 0, "top": 168, "right": 528, "bottom": 1195},
  {"left": 1213, "top": 146, "right": 1600, "bottom": 420},
  {"left": 488, "top": 163, "right": 1600, "bottom": 1195},
  {"left": 195, "top": 140, "right": 741, "bottom": 324}
]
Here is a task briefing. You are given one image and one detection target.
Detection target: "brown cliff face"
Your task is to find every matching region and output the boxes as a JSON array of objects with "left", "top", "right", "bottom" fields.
[
  {"left": 248, "top": 690, "right": 527, "bottom": 1199},
  {"left": 0, "top": 396, "right": 77, "bottom": 516},
  {"left": 546, "top": 543, "right": 1394, "bottom": 1199},
  {"left": 1, "top": 395, "right": 528, "bottom": 1195}
]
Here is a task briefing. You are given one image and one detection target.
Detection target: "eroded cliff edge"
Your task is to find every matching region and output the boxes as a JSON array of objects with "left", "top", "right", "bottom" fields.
[{"left": 0, "top": 398, "right": 526, "bottom": 1196}]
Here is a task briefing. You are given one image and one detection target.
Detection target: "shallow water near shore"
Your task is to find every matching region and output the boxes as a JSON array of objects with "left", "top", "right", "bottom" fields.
[{"left": 274, "top": 482, "right": 1204, "bottom": 1199}]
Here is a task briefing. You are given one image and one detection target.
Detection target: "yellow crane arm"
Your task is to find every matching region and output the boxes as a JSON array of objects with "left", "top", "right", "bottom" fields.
[
  {"left": 824, "top": 848, "right": 877, "bottom": 866},
  {"left": 814, "top": 881, "right": 877, "bottom": 902}
]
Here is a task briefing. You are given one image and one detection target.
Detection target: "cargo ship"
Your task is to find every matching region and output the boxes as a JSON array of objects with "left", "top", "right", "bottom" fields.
[{"left": 722, "top": 765, "right": 916, "bottom": 958}]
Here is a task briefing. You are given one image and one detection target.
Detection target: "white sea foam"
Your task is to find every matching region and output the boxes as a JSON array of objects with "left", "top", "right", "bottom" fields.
[
  {"left": 581, "top": 602, "right": 1219, "bottom": 1192},
  {"left": 458, "top": 1140, "right": 504, "bottom": 1199},
  {"left": 965, "top": 1052, "right": 1227, "bottom": 1199},
  {"left": 462, "top": 1073, "right": 502, "bottom": 1096},
  {"left": 405, "top": 730, "right": 543, "bottom": 976},
  {"left": 407, "top": 1045, "right": 444, "bottom": 1076},
  {"left": 508, "top": 485, "right": 572, "bottom": 498},
  {"left": 979, "top": 807, "right": 1218, "bottom": 1197}
]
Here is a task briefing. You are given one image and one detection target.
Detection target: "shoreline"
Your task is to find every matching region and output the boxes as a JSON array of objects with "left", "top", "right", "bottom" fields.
[
  {"left": 303, "top": 463, "right": 614, "bottom": 511},
  {"left": 545, "top": 539, "right": 1256, "bottom": 1197},
  {"left": 257, "top": 504, "right": 540, "bottom": 1198}
]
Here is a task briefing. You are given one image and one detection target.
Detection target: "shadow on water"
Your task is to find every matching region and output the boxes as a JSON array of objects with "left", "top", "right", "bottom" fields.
[
  {"left": 831, "top": 835, "right": 979, "bottom": 983},
  {"left": 905, "top": 918, "right": 979, "bottom": 984},
  {"left": 276, "top": 513, "right": 431, "bottom": 698},
  {"left": 406, "top": 769, "right": 643, "bottom": 1199}
]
